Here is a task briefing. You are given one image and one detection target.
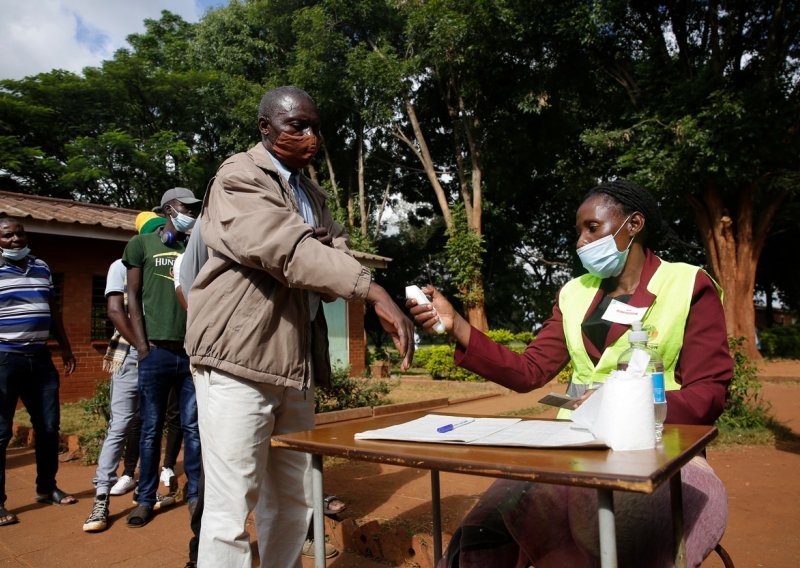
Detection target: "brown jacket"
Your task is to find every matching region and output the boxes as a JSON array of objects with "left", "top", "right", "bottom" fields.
[{"left": 185, "top": 143, "right": 372, "bottom": 389}]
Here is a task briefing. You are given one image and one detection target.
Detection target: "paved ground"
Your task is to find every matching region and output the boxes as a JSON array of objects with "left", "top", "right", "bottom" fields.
[{"left": 1, "top": 360, "right": 798, "bottom": 567}]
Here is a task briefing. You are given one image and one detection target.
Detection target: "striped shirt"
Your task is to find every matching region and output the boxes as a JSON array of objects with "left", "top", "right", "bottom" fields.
[{"left": 0, "top": 256, "right": 53, "bottom": 352}]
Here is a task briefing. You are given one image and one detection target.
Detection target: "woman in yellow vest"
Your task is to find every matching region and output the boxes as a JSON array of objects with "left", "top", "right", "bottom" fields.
[{"left": 410, "top": 180, "right": 732, "bottom": 568}]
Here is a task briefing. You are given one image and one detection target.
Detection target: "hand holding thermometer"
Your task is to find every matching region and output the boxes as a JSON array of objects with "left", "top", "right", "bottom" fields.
[
  {"left": 406, "top": 285, "right": 446, "bottom": 334},
  {"left": 436, "top": 419, "right": 476, "bottom": 433}
]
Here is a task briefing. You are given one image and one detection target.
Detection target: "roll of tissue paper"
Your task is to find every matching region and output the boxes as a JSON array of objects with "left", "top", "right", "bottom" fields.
[{"left": 592, "top": 370, "right": 656, "bottom": 451}]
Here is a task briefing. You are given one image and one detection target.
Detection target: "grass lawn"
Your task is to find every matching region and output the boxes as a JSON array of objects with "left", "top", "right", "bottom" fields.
[
  {"left": 14, "top": 401, "right": 104, "bottom": 437},
  {"left": 384, "top": 376, "right": 510, "bottom": 405}
]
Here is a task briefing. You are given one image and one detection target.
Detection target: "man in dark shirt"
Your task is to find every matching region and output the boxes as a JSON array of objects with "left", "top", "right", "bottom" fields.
[{"left": 122, "top": 188, "right": 201, "bottom": 527}]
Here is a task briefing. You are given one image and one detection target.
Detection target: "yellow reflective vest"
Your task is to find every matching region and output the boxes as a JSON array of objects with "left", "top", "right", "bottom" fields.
[{"left": 556, "top": 258, "right": 719, "bottom": 418}]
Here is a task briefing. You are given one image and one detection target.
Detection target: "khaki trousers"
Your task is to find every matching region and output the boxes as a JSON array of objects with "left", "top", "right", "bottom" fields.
[{"left": 195, "top": 366, "right": 314, "bottom": 568}]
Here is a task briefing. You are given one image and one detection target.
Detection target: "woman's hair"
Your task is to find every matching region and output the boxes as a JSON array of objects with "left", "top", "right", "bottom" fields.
[{"left": 583, "top": 179, "right": 663, "bottom": 246}]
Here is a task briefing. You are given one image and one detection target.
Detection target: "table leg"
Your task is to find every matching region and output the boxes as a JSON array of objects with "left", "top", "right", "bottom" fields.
[
  {"left": 597, "top": 488, "right": 617, "bottom": 568},
  {"left": 312, "top": 453, "right": 325, "bottom": 568},
  {"left": 670, "top": 471, "right": 686, "bottom": 568},
  {"left": 431, "top": 470, "right": 442, "bottom": 564}
]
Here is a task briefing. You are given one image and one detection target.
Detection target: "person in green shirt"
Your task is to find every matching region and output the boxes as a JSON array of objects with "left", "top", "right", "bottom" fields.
[{"left": 122, "top": 187, "right": 201, "bottom": 528}]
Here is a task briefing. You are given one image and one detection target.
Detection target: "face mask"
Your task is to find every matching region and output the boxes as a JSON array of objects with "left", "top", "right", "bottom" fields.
[
  {"left": 1, "top": 246, "right": 30, "bottom": 261},
  {"left": 576, "top": 215, "right": 633, "bottom": 278},
  {"left": 170, "top": 210, "right": 196, "bottom": 233},
  {"left": 269, "top": 131, "right": 319, "bottom": 169}
]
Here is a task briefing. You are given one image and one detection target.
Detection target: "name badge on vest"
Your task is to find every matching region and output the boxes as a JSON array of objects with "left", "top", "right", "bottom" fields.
[{"left": 601, "top": 299, "right": 648, "bottom": 324}]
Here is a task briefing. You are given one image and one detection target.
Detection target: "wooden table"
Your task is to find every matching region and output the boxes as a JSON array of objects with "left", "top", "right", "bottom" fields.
[{"left": 272, "top": 412, "right": 717, "bottom": 568}]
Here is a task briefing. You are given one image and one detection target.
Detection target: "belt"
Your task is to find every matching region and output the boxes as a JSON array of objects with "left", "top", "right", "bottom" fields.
[{"left": 149, "top": 340, "right": 185, "bottom": 351}]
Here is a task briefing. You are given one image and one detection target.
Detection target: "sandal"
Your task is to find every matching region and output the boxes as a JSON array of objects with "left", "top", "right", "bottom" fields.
[
  {"left": 35, "top": 488, "right": 77, "bottom": 505},
  {"left": 0, "top": 506, "right": 18, "bottom": 526},
  {"left": 323, "top": 494, "right": 346, "bottom": 517},
  {"left": 127, "top": 504, "right": 153, "bottom": 528}
]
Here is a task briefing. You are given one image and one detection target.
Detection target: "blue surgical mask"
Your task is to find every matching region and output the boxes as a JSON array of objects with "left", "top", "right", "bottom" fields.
[
  {"left": 576, "top": 215, "right": 633, "bottom": 279},
  {"left": 1, "top": 246, "right": 30, "bottom": 261},
  {"left": 171, "top": 211, "right": 196, "bottom": 233}
]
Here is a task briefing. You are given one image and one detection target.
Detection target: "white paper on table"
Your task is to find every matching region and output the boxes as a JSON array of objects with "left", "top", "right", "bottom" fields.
[
  {"left": 355, "top": 414, "right": 608, "bottom": 448},
  {"left": 472, "top": 419, "right": 603, "bottom": 448},
  {"left": 354, "top": 414, "right": 520, "bottom": 444}
]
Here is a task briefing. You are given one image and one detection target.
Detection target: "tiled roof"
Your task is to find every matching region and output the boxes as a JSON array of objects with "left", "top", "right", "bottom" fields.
[
  {"left": 0, "top": 190, "right": 137, "bottom": 231},
  {"left": 0, "top": 190, "right": 392, "bottom": 264}
]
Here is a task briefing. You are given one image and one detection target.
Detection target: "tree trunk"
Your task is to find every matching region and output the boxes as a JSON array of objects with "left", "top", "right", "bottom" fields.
[
  {"left": 690, "top": 182, "right": 786, "bottom": 361},
  {"left": 463, "top": 290, "right": 488, "bottom": 330},
  {"left": 401, "top": 97, "right": 453, "bottom": 231},
  {"left": 399, "top": 95, "right": 488, "bottom": 331},
  {"left": 357, "top": 124, "right": 368, "bottom": 239},
  {"left": 320, "top": 135, "right": 340, "bottom": 202}
]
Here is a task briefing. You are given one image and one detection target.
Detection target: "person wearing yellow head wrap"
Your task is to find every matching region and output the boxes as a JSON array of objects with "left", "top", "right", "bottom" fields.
[{"left": 134, "top": 212, "right": 166, "bottom": 235}]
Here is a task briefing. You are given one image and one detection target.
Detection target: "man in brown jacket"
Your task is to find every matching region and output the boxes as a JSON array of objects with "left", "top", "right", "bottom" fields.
[{"left": 185, "top": 86, "right": 414, "bottom": 568}]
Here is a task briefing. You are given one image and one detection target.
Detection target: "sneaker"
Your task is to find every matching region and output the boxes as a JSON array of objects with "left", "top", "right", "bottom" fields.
[
  {"left": 82, "top": 494, "right": 109, "bottom": 532},
  {"left": 109, "top": 475, "right": 136, "bottom": 496},
  {"left": 301, "top": 539, "right": 338, "bottom": 559},
  {"left": 160, "top": 467, "right": 176, "bottom": 490},
  {"left": 153, "top": 492, "right": 177, "bottom": 511}
]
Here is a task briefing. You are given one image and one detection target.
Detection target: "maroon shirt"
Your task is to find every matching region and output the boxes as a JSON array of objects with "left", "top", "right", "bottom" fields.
[{"left": 455, "top": 250, "right": 732, "bottom": 425}]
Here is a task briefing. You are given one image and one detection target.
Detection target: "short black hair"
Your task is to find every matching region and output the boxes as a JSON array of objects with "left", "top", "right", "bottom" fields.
[
  {"left": 583, "top": 179, "right": 663, "bottom": 246},
  {"left": 258, "top": 86, "right": 314, "bottom": 123},
  {"left": 0, "top": 215, "right": 23, "bottom": 228}
]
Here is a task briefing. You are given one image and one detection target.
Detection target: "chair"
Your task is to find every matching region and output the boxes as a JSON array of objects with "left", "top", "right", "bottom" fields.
[{"left": 713, "top": 543, "right": 735, "bottom": 567}]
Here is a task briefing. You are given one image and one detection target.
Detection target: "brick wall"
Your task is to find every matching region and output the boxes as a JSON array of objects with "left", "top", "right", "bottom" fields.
[
  {"left": 32, "top": 233, "right": 128, "bottom": 402},
  {"left": 348, "top": 299, "right": 366, "bottom": 376}
]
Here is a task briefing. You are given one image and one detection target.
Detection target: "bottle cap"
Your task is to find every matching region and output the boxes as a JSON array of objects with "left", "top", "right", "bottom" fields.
[{"left": 628, "top": 320, "right": 649, "bottom": 343}]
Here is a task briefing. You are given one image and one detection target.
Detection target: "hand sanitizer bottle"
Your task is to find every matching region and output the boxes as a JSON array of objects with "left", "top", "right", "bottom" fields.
[{"left": 617, "top": 321, "right": 667, "bottom": 442}]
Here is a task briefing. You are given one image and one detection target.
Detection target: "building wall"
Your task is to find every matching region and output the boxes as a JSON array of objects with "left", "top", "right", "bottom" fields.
[
  {"left": 30, "top": 232, "right": 128, "bottom": 402},
  {"left": 348, "top": 299, "right": 366, "bottom": 376},
  {"left": 755, "top": 307, "right": 798, "bottom": 329}
]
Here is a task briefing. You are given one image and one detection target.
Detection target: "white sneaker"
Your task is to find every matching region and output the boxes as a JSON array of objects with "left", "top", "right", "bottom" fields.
[
  {"left": 109, "top": 475, "right": 136, "bottom": 496},
  {"left": 160, "top": 467, "right": 176, "bottom": 489}
]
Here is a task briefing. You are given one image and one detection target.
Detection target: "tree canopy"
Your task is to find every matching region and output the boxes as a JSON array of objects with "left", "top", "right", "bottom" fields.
[{"left": 1, "top": 0, "right": 797, "bottom": 351}]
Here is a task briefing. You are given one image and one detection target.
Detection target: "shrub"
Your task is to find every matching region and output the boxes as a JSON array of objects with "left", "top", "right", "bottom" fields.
[
  {"left": 413, "top": 346, "right": 434, "bottom": 369},
  {"left": 485, "top": 329, "right": 516, "bottom": 345},
  {"left": 514, "top": 331, "right": 536, "bottom": 344},
  {"left": 315, "top": 364, "right": 391, "bottom": 413},
  {"left": 758, "top": 324, "right": 800, "bottom": 359},
  {"left": 423, "top": 345, "right": 484, "bottom": 381},
  {"left": 716, "top": 337, "right": 771, "bottom": 430},
  {"left": 418, "top": 329, "right": 569, "bottom": 383},
  {"left": 80, "top": 378, "right": 112, "bottom": 465},
  {"left": 555, "top": 361, "right": 573, "bottom": 384}
]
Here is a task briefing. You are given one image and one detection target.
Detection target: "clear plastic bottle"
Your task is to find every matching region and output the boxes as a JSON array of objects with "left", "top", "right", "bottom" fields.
[{"left": 616, "top": 321, "right": 667, "bottom": 442}]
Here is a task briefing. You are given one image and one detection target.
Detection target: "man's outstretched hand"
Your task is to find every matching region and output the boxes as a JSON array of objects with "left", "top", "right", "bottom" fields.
[{"left": 366, "top": 283, "right": 415, "bottom": 370}]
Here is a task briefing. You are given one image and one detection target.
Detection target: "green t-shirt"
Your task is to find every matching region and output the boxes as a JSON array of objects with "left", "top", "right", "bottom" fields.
[{"left": 122, "top": 232, "right": 187, "bottom": 341}]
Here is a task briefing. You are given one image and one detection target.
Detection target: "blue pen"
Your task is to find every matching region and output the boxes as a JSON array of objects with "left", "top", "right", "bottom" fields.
[{"left": 437, "top": 419, "right": 476, "bottom": 433}]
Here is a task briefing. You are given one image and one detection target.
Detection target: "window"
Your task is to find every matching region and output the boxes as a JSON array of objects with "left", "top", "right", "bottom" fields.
[{"left": 91, "top": 275, "right": 112, "bottom": 340}]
